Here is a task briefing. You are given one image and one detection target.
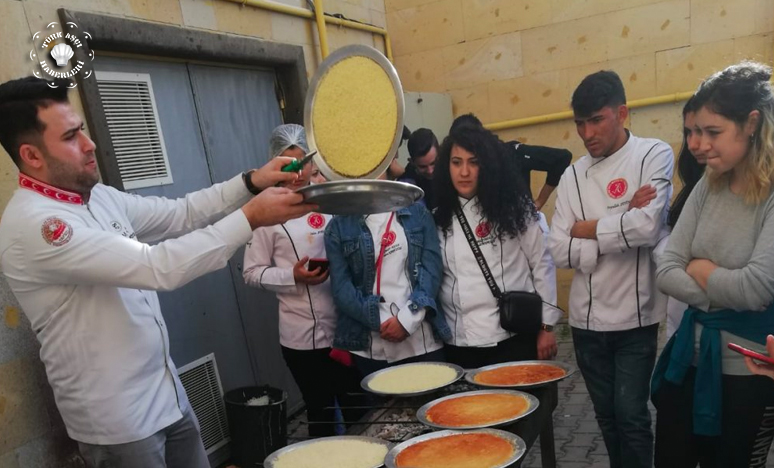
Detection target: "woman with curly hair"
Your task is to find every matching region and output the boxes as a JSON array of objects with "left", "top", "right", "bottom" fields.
[{"left": 434, "top": 124, "right": 562, "bottom": 368}]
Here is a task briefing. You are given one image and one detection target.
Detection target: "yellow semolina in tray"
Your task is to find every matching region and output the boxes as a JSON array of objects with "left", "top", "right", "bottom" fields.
[{"left": 311, "top": 55, "right": 398, "bottom": 178}]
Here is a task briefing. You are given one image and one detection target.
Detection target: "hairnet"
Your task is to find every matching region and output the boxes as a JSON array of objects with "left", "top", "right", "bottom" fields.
[{"left": 269, "top": 123, "right": 309, "bottom": 158}]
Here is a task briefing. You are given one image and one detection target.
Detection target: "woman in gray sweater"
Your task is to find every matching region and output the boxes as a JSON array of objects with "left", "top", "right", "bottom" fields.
[{"left": 653, "top": 62, "right": 774, "bottom": 467}]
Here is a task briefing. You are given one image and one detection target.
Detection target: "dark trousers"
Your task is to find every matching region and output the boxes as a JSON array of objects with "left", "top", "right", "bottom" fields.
[
  {"left": 444, "top": 334, "right": 538, "bottom": 369},
  {"left": 351, "top": 348, "right": 446, "bottom": 378},
  {"left": 281, "top": 346, "right": 366, "bottom": 437},
  {"left": 653, "top": 366, "right": 774, "bottom": 468},
  {"left": 572, "top": 324, "right": 658, "bottom": 468}
]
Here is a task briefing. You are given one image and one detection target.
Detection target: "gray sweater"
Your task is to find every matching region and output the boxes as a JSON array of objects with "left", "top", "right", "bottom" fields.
[{"left": 656, "top": 176, "right": 774, "bottom": 375}]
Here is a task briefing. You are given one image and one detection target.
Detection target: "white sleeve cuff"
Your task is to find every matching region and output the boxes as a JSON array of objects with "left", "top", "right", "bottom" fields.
[
  {"left": 396, "top": 304, "right": 426, "bottom": 335},
  {"left": 578, "top": 239, "right": 600, "bottom": 274}
]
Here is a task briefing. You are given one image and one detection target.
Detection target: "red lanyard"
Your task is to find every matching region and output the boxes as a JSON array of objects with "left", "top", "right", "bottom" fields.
[{"left": 374, "top": 212, "right": 396, "bottom": 297}]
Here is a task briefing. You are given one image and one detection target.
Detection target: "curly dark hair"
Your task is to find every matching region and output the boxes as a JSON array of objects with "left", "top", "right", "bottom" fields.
[{"left": 434, "top": 124, "right": 537, "bottom": 239}]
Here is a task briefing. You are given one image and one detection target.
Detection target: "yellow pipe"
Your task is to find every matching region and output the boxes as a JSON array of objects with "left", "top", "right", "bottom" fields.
[
  {"left": 486, "top": 90, "right": 696, "bottom": 132},
  {"left": 233, "top": 0, "right": 313, "bottom": 18},
  {"left": 223, "top": 0, "right": 393, "bottom": 61},
  {"left": 312, "top": 0, "right": 330, "bottom": 59}
]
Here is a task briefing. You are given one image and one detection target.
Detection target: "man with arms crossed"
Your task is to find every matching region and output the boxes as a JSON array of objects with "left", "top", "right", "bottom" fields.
[{"left": 548, "top": 70, "right": 673, "bottom": 468}]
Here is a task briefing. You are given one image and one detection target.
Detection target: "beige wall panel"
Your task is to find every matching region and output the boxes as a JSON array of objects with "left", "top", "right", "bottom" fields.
[
  {"left": 655, "top": 39, "right": 736, "bottom": 95},
  {"left": 487, "top": 70, "right": 569, "bottom": 122},
  {"left": 212, "top": 0, "right": 273, "bottom": 38},
  {"left": 733, "top": 33, "right": 774, "bottom": 65},
  {"left": 127, "top": 0, "right": 184, "bottom": 24},
  {"left": 367, "top": 0, "right": 386, "bottom": 13},
  {"left": 448, "top": 82, "right": 492, "bottom": 123},
  {"left": 302, "top": 43, "right": 320, "bottom": 79},
  {"left": 0, "top": 359, "right": 50, "bottom": 454},
  {"left": 326, "top": 26, "right": 377, "bottom": 51},
  {"left": 384, "top": 0, "right": 438, "bottom": 14},
  {"left": 565, "top": 53, "right": 658, "bottom": 101},
  {"left": 690, "top": 0, "right": 762, "bottom": 45},
  {"left": 754, "top": 0, "right": 774, "bottom": 35},
  {"left": 271, "top": 11, "right": 315, "bottom": 45},
  {"left": 180, "top": 0, "right": 218, "bottom": 30},
  {"left": 23, "top": 0, "right": 131, "bottom": 20},
  {"left": 521, "top": 14, "right": 609, "bottom": 74},
  {"left": 386, "top": 0, "right": 464, "bottom": 56},
  {"left": 442, "top": 32, "right": 523, "bottom": 90},
  {"left": 605, "top": 0, "right": 689, "bottom": 61},
  {"left": 629, "top": 102, "right": 684, "bottom": 150},
  {"left": 394, "top": 49, "right": 447, "bottom": 91},
  {"left": 325, "top": 0, "right": 372, "bottom": 23},
  {"left": 550, "top": 0, "right": 665, "bottom": 25},
  {"left": 370, "top": 8, "right": 387, "bottom": 28},
  {"left": 0, "top": 1, "right": 32, "bottom": 83},
  {"left": 461, "top": 0, "right": 552, "bottom": 42}
]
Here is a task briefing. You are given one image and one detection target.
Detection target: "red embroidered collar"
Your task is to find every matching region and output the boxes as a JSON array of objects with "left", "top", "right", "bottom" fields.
[{"left": 19, "top": 173, "right": 83, "bottom": 205}]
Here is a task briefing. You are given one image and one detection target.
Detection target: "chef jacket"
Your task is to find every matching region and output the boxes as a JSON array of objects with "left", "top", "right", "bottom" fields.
[
  {"left": 242, "top": 213, "right": 336, "bottom": 350},
  {"left": 548, "top": 132, "right": 673, "bottom": 331},
  {"left": 0, "top": 173, "right": 253, "bottom": 444},
  {"left": 438, "top": 197, "right": 560, "bottom": 347}
]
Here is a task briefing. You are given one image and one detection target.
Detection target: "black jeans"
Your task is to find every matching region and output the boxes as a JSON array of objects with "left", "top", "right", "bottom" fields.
[
  {"left": 572, "top": 324, "right": 658, "bottom": 468},
  {"left": 281, "top": 346, "right": 366, "bottom": 437},
  {"left": 653, "top": 366, "right": 774, "bottom": 467},
  {"left": 444, "top": 334, "right": 538, "bottom": 369}
]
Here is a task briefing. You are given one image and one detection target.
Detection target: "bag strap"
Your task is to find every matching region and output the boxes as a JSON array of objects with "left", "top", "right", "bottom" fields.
[
  {"left": 374, "top": 211, "right": 396, "bottom": 298},
  {"left": 454, "top": 207, "right": 501, "bottom": 300}
]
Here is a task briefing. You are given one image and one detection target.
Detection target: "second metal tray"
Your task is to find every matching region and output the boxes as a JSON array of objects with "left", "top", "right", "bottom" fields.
[
  {"left": 416, "top": 389, "right": 540, "bottom": 430},
  {"left": 465, "top": 360, "right": 576, "bottom": 389}
]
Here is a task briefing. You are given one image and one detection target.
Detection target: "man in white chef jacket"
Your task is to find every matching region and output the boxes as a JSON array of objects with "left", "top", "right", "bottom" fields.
[
  {"left": 548, "top": 70, "right": 673, "bottom": 468},
  {"left": 0, "top": 76, "right": 315, "bottom": 468}
]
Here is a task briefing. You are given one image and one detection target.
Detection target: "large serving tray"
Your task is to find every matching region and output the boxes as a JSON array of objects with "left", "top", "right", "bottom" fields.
[
  {"left": 263, "top": 435, "right": 392, "bottom": 468},
  {"left": 465, "top": 360, "right": 576, "bottom": 389},
  {"left": 361, "top": 361, "right": 465, "bottom": 397},
  {"left": 304, "top": 44, "right": 405, "bottom": 182},
  {"left": 383, "top": 428, "right": 526, "bottom": 468},
  {"left": 416, "top": 389, "right": 540, "bottom": 430},
  {"left": 297, "top": 180, "right": 423, "bottom": 215}
]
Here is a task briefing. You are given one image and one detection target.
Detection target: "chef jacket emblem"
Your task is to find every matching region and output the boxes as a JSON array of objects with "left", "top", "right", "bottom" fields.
[
  {"left": 307, "top": 213, "right": 326, "bottom": 230},
  {"left": 607, "top": 178, "right": 628, "bottom": 199},
  {"left": 40, "top": 217, "right": 73, "bottom": 246}
]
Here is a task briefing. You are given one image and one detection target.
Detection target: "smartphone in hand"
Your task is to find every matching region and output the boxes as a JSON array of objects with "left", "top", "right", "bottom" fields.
[
  {"left": 308, "top": 258, "right": 329, "bottom": 275},
  {"left": 728, "top": 343, "right": 774, "bottom": 366}
]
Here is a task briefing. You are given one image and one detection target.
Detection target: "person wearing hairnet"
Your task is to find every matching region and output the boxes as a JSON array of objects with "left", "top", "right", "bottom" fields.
[{"left": 242, "top": 124, "right": 363, "bottom": 436}]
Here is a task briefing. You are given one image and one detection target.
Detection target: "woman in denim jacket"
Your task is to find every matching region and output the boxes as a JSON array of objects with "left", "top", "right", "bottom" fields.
[{"left": 325, "top": 181, "right": 452, "bottom": 376}]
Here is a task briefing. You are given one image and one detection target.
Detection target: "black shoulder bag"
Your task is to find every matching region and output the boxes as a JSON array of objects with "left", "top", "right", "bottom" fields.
[{"left": 454, "top": 207, "right": 542, "bottom": 335}]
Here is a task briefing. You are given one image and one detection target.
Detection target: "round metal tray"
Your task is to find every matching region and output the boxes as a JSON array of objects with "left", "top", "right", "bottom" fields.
[
  {"left": 384, "top": 428, "right": 526, "bottom": 468},
  {"left": 304, "top": 44, "right": 405, "bottom": 181},
  {"left": 361, "top": 361, "right": 464, "bottom": 397},
  {"left": 263, "top": 435, "right": 392, "bottom": 468},
  {"left": 416, "top": 389, "right": 540, "bottom": 430},
  {"left": 298, "top": 180, "right": 423, "bottom": 215},
  {"left": 465, "top": 360, "right": 577, "bottom": 389}
]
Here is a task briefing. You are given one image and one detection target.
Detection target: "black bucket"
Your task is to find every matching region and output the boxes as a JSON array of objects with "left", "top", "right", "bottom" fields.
[{"left": 224, "top": 385, "right": 287, "bottom": 467}]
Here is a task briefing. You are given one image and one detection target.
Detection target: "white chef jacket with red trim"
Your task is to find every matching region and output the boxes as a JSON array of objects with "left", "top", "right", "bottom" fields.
[
  {"left": 0, "top": 173, "right": 253, "bottom": 445},
  {"left": 242, "top": 212, "right": 336, "bottom": 350}
]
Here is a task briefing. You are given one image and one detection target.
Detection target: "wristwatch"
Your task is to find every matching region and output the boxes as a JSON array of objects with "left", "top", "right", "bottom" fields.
[
  {"left": 242, "top": 170, "right": 262, "bottom": 195},
  {"left": 541, "top": 323, "right": 555, "bottom": 332}
]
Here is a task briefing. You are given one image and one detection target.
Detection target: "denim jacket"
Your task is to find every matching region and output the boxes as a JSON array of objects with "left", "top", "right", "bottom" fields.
[{"left": 324, "top": 203, "right": 452, "bottom": 351}]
